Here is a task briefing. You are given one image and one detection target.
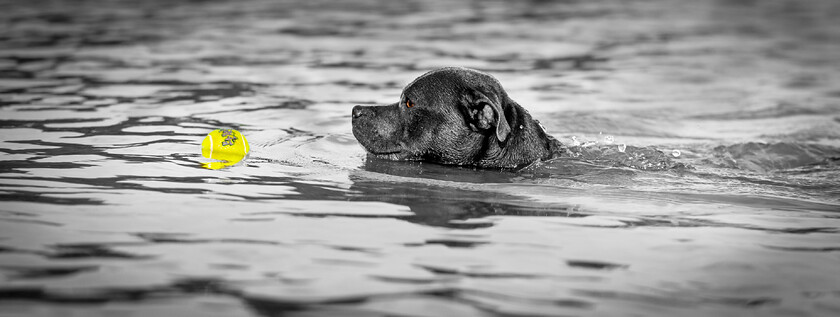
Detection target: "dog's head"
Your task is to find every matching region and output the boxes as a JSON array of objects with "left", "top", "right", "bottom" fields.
[{"left": 352, "top": 67, "right": 558, "bottom": 168}]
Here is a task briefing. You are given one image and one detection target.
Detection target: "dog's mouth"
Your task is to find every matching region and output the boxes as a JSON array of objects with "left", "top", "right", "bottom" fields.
[
  {"left": 362, "top": 141, "right": 402, "bottom": 155},
  {"left": 367, "top": 146, "right": 404, "bottom": 159},
  {"left": 352, "top": 117, "right": 410, "bottom": 160},
  {"left": 369, "top": 149, "right": 401, "bottom": 155},
  {"left": 364, "top": 142, "right": 413, "bottom": 160},
  {"left": 367, "top": 151, "right": 405, "bottom": 162}
]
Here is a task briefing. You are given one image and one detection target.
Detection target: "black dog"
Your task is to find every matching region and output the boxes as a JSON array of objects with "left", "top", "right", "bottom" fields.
[{"left": 352, "top": 67, "right": 564, "bottom": 168}]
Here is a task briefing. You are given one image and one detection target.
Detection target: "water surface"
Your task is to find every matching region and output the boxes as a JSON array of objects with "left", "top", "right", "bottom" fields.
[{"left": 1, "top": 0, "right": 839, "bottom": 316}]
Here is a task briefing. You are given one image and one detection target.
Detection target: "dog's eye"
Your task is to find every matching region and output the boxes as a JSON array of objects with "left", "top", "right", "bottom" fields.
[{"left": 405, "top": 99, "right": 414, "bottom": 108}]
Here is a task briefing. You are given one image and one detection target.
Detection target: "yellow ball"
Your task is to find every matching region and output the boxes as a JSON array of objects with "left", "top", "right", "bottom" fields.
[{"left": 201, "top": 129, "right": 249, "bottom": 169}]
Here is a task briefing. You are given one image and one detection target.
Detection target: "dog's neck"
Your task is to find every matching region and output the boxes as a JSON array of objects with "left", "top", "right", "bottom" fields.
[{"left": 477, "top": 100, "right": 564, "bottom": 168}]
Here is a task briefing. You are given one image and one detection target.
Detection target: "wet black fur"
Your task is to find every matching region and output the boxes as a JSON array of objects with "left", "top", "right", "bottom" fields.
[{"left": 352, "top": 67, "right": 564, "bottom": 168}]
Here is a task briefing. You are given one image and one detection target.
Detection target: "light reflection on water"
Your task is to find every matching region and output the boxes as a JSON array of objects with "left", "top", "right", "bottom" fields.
[{"left": 1, "top": 0, "right": 840, "bottom": 316}]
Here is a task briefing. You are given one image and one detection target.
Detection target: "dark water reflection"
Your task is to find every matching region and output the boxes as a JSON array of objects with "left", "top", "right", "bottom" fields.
[{"left": 2, "top": 0, "right": 840, "bottom": 316}]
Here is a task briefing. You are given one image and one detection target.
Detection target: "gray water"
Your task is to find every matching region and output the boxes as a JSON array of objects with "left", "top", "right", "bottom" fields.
[{"left": 1, "top": 0, "right": 839, "bottom": 316}]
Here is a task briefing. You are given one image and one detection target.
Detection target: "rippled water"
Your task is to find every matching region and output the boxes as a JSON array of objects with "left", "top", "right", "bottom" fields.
[{"left": 2, "top": 0, "right": 839, "bottom": 316}]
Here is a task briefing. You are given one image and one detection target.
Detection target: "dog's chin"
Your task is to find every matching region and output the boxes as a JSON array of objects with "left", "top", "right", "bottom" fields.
[
  {"left": 368, "top": 152, "right": 402, "bottom": 161},
  {"left": 358, "top": 139, "right": 409, "bottom": 161},
  {"left": 364, "top": 146, "right": 422, "bottom": 161},
  {"left": 364, "top": 148, "right": 403, "bottom": 160}
]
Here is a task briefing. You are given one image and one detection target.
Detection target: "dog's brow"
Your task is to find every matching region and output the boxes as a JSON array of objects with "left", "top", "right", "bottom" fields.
[
  {"left": 403, "top": 66, "right": 469, "bottom": 91},
  {"left": 404, "top": 70, "right": 435, "bottom": 90}
]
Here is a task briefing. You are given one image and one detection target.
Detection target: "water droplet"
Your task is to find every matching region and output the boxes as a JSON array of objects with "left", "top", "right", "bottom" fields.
[
  {"left": 671, "top": 149, "right": 681, "bottom": 157},
  {"left": 603, "top": 135, "right": 614, "bottom": 144},
  {"left": 618, "top": 143, "right": 626, "bottom": 152},
  {"left": 519, "top": 125, "right": 523, "bottom": 129}
]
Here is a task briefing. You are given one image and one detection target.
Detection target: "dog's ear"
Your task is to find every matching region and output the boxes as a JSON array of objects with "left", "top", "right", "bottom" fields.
[{"left": 462, "top": 91, "right": 511, "bottom": 142}]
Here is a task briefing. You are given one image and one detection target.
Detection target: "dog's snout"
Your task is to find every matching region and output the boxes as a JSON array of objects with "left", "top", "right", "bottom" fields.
[{"left": 352, "top": 105, "right": 367, "bottom": 119}]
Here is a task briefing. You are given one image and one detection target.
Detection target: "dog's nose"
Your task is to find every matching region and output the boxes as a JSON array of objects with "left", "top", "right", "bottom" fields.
[{"left": 352, "top": 105, "right": 366, "bottom": 118}]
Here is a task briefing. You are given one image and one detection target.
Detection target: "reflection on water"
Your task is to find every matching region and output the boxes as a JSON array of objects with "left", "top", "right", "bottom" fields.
[{"left": 2, "top": 0, "right": 840, "bottom": 316}]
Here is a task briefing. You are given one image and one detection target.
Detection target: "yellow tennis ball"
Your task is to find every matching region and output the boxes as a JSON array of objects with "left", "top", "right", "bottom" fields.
[{"left": 201, "top": 129, "right": 249, "bottom": 165}]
